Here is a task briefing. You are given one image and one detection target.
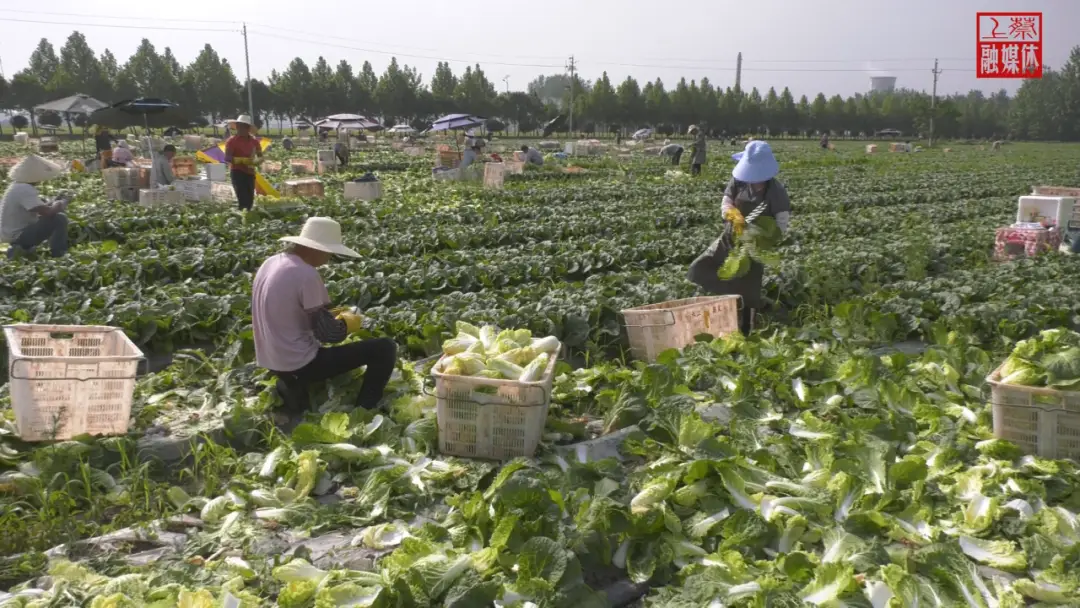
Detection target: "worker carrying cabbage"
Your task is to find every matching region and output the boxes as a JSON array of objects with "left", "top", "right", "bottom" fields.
[
  {"left": 687, "top": 141, "right": 792, "bottom": 335},
  {"left": 252, "top": 217, "right": 397, "bottom": 421}
]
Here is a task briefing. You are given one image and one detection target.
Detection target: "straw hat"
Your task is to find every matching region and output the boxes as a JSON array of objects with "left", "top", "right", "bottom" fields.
[
  {"left": 10, "top": 155, "right": 64, "bottom": 184},
  {"left": 687, "top": 125, "right": 699, "bottom": 135},
  {"left": 731, "top": 140, "right": 779, "bottom": 183},
  {"left": 280, "top": 217, "right": 359, "bottom": 258}
]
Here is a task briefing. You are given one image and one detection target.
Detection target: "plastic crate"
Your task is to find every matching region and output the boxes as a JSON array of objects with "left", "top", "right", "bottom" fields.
[
  {"left": 139, "top": 189, "right": 184, "bottom": 207},
  {"left": 621, "top": 296, "right": 740, "bottom": 362},
  {"left": 431, "top": 354, "right": 557, "bottom": 460},
  {"left": 986, "top": 363, "right": 1080, "bottom": 460},
  {"left": 4, "top": 324, "right": 144, "bottom": 441}
]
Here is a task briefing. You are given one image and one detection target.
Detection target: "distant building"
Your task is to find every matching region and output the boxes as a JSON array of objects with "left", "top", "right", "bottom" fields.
[{"left": 870, "top": 76, "right": 897, "bottom": 93}]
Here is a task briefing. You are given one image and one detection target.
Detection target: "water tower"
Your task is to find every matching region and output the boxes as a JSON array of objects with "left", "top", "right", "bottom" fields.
[{"left": 869, "top": 76, "right": 897, "bottom": 93}]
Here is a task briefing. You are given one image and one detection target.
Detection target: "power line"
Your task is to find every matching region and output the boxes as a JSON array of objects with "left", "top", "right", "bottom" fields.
[
  {"left": 2, "top": 9, "right": 975, "bottom": 69},
  {"left": 246, "top": 22, "right": 568, "bottom": 63},
  {"left": 246, "top": 29, "right": 565, "bottom": 68},
  {"left": 581, "top": 59, "right": 975, "bottom": 73},
  {"left": 0, "top": 17, "right": 237, "bottom": 32},
  {"left": 0, "top": 8, "right": 238, "bottom": 24}
]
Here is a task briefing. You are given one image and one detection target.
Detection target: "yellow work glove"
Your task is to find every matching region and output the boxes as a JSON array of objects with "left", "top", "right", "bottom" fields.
[
  {"left": 336, "top": 311, "right": 364, "bottom": 334},
  {"left": 724, "top": 208, "right": 746, "bottom": 237}
]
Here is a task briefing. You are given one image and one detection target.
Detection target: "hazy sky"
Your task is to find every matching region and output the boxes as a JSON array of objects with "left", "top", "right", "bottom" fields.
[{"left": 1, "top": 0, "right": 1075, "bottom": 99}]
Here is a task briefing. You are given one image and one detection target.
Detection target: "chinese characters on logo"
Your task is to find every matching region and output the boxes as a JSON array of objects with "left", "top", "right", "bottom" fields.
[{"left": 977, "top": 13, "right": 1042, "bottom": 79}]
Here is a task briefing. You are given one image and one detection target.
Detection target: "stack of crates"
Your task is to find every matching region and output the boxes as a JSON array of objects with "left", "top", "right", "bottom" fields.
[{"left": 103, "top": 168, "right": 142, "bottom": 202}]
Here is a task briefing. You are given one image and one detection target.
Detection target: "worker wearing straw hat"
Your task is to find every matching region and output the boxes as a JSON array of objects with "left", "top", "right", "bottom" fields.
[
  {"left": 687, "top": 141, "right": 792, "bottom": 335},
  {"left": 252, "top": 217, "right": 397, "bottom": 421},
  {"left": 0, "top": 155, "right": 71, "bottom": 259},
  {"left": 224, "top": 114, "right": 263, "bottom": 211}
]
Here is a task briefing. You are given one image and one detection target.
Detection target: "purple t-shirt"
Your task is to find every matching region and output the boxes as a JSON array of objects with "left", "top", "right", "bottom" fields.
[{"left": 252, "top": 252, "right": 331, "bottom": 372}]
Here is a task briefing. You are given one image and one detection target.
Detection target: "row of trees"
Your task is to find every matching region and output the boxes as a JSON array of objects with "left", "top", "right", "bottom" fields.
[{"left": 2, "top": 32, "right": 1079, "bottom": 141}]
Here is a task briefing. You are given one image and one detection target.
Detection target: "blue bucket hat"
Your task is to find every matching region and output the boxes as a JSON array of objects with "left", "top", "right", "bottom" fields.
[{"left": 731, "top": 140, "right": 779, "bottom": 183}]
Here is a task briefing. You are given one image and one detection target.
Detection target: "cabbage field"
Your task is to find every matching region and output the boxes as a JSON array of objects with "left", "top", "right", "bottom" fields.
[{"left": 2, "top": 138, "right": 1080, "bottom": 607}]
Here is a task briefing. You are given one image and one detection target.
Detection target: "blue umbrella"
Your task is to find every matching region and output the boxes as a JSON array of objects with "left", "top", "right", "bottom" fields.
[{"left": 430, "top": 114, "right": 485, "bottom": 132}]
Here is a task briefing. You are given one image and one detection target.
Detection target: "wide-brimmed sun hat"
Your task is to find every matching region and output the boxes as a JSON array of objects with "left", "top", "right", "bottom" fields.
[
  {"left": 687, "top": 125, "right": 699, "bottom": 134},
  {"left": 116, "top": 140, "right": 129, "bottom": 148},
  {"left": 280, "top": 217, "right": 359, "bottom": 258},
  {"left": 228, "top": 115, "right": 256, "bottom": 130},
  {"left": 731, "top": 140, "right": 779, "bottom": 183},
  {"left": 10, "top": 155, "right": 64, "bottom": 184}
]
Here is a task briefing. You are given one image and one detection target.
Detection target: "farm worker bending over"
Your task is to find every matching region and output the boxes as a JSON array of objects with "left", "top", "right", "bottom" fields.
[
  {"left": 687, "top": 141, "right": 791, "bottom": 335},
  {"left": 520, "top": 145, "right": 544, "bottom": 166},
  {"left": 151, "top": 145, "right": 176, "bottom": 187},
  {"left": 110, "top": 140, "right": 134, "bottom": 167},
  {"left": 688, "top": 125, "right": 707, "bottom": 176},
  {"left": 252, "top": 217, "right": 397, "bottom": 416},
  {"left": 0, "top": 155, "right": 70, "bottom": 259},
  {"left": 334, "top": 141, "right": 350, "bottom": 168},
  {"left": 459, "top": 137, "right": 485, "bottom": 172},
  {"left": 224, "top": 114, "right": 263, "bottom": 211},
  {"left": 659, "top": 140, "right": 684, "bottom": 165}
]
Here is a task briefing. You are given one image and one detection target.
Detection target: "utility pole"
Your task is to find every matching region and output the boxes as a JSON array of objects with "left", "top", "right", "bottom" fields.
[
  {"left": 502, "top": 76, "right": 510, "bottom": 93},
  {"left": 735, "top": 52, "right": 742, "bottom": 91},
  {"left": 243, "top": 23, "right": 254, "bottom": 121},
  {"left": 566, "top": 55, "right": 576, "bottom": 134},
  {"left": 929, "top": 58, "right": 941, "bottom": 147}
]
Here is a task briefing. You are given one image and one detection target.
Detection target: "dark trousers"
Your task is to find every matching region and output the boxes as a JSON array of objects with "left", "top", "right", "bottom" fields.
[
  {"left": 691, "top": 163, "right": 702, "bottom": 176},
  {"left": 10, "top": 213, "right": 69, "bottom": 258},
  {"left": 231, "top": 169, "right": 256, "bottom": 211},
  {"left": 273, "top": 338, "right": 397, "bottom": 412},
  {"left": 672, "top": 149, "right": 683, "bottom": 165}
]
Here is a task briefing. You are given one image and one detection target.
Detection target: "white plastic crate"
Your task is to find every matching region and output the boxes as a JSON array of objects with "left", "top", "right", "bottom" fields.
[
  {"left": 987, "top": 364, "right": 1080, "bottom": 460},
  {"left": 211, "top": 182, "right": 237, "bottom": 203},
  {"left": 139, "top": 189, "right": 185, "bottom": 207},
  {"left": 205, "top": 163, "right": 227, "bottom": 182},
  {"left": 431, "top": 354, "right": 557, "bottom": 460},
  {"left": 621, "top": 296, "right": 741, "bottom": 362},
  {"left": 177, "top": 179, "right": 212, "bottom": 202},
  {"left": 4, "top": 324, "right": 143, "bottom": 441}
]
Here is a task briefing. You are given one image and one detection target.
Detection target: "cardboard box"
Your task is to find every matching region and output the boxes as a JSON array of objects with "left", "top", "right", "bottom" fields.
[
  {"left": 283, "top": 179, "right": 324, "bottom": 198},
  {"left": 344, "top": 181, "right": 383, "bottom": 201}
]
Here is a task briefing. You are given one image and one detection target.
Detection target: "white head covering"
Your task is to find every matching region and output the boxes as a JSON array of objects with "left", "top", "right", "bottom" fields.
[
  {"left": 229, "top": 115, "right": 256, "bottom": 131},
  {"left": 280, "top": 217, "right": 359, "bottom": 258},
  {"left": 10, "top": 155, "right": 64, "bottom": 184},
  {"left": 731, "top": 140, "right": 779, "bottom": 183},
  {"left": 116, "top": 140, "right": 129, "bottom": 148}
]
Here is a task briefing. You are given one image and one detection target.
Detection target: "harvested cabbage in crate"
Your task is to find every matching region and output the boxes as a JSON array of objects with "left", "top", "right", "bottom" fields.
[{"left": 435, "top": 322, "right": 559, "bottom": 381}]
